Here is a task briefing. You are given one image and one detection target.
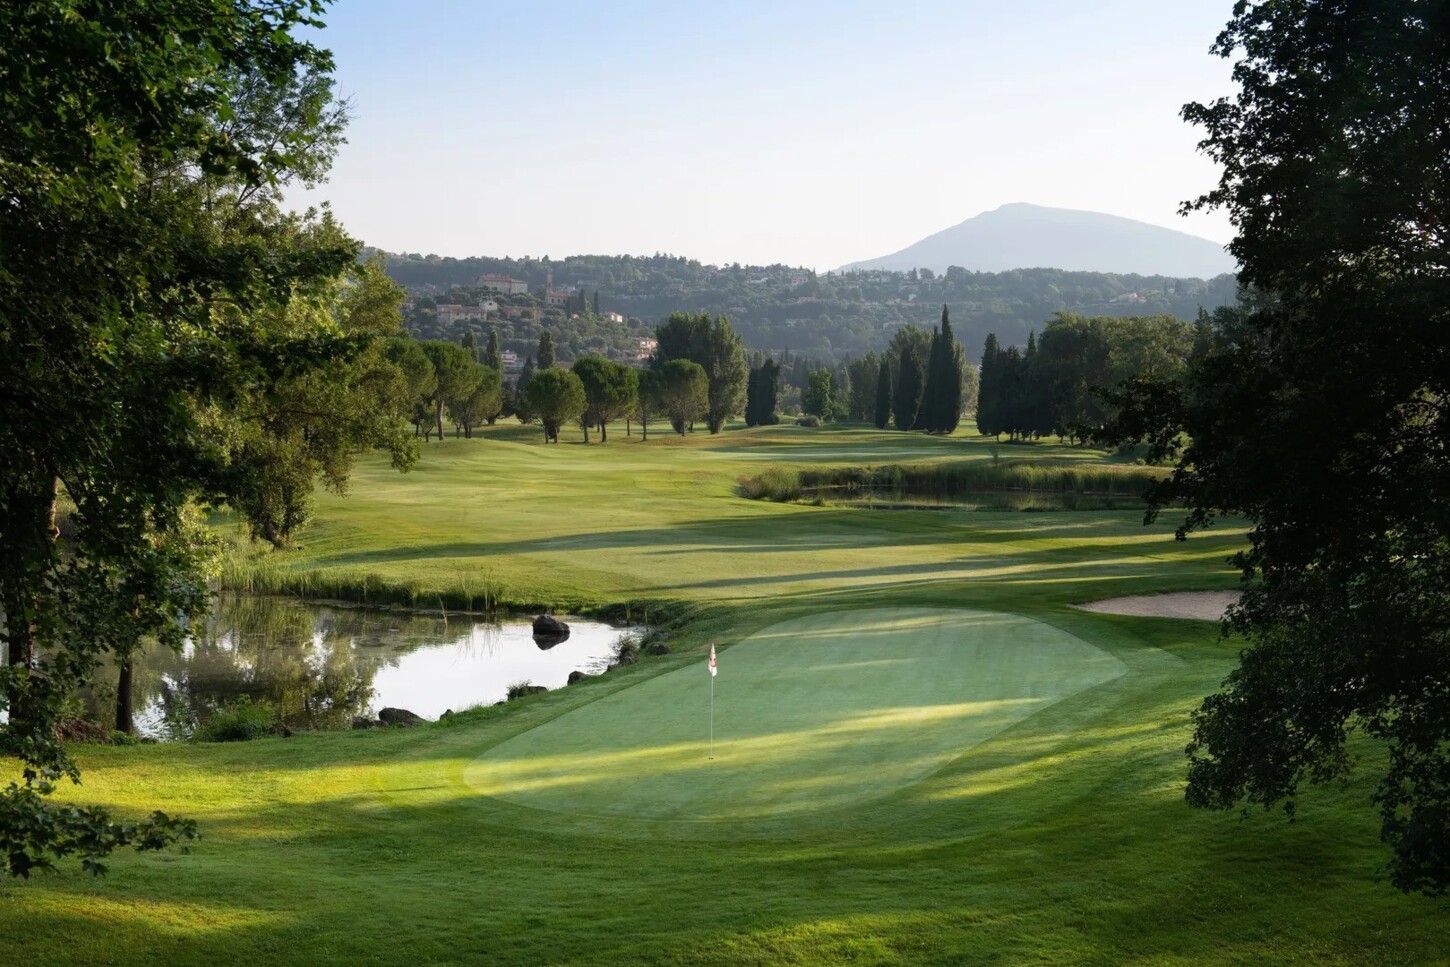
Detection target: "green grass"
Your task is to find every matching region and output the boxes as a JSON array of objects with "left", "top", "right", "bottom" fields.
[
  {"left": 4, "top": 422, "right": 1447, "bottom": 965},
  {"left": 468, "top": 608, "right": 1125, "bottom": 820}
]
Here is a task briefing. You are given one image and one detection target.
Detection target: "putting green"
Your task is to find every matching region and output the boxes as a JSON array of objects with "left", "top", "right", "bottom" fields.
[{"left": 464, "top": 608, "right": 1125, "bottom": 819}]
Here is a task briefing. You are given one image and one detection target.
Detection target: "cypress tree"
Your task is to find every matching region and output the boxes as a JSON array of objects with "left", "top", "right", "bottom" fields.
[
  {"left": 759, "top": 359, "right": 780, "bottom": 425},
  {"left": 874, "top": 358, "right": 892, "bottom": 429},
  {"left": 976, "top": 333, "right": 1000, "bottom": 437},
  {"left": 922, "top": 325, "right": 943, "bottom": 431},
  {"left": 744, "top": 365, "right": 762, "bottom": 427},
  {"left": 537, "top": 331, "right": 555, "bottom": 369},
  {"left": 484, "top": 329, "right": 502, "bottom": 372},
  {"left": 1001, "top": 344, "right": 1025, "bottom": 439},
  {"left": 591, "top": 290, "right": 600, "bottom": 316},
  {"left": 893, "top": 345, "right": 923, "bottom": 432},
  {"left": 936, "top": 305, "right": 962, "bottom": 434},
  {"left": 461, "top": 330, "right": 478, "bottom": 363}
]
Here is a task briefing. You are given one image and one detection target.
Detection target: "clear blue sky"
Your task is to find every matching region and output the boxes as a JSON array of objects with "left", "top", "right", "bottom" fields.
[{"left": 292, "top": 0, "right": 1238, "bottom": 269}]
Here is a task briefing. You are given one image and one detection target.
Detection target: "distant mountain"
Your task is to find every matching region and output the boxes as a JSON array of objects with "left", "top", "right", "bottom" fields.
[{"left": 840, "top": 203, "right": 1236, "bottom": 278}]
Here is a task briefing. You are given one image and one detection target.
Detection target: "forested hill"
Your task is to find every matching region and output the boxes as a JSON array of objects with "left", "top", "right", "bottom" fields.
[{"left": 383, "top": 250, "right": 1237, "bottom": 361}]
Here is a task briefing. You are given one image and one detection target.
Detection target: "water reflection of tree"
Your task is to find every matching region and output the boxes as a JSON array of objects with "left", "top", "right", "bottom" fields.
[{"left": 132, "top": 596, "right": 452, "bottom": 737}]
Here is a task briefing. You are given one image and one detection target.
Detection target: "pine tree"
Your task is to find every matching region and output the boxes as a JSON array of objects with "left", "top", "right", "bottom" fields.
[
  {"left": 874, "top": 358, "right": 892, "bottom": 429},
  {"left": 893, "top": 345, "right": 923, "bottom": 432},
  {"left": 537, "top": 331, "right": 555, "bottom": 369}
]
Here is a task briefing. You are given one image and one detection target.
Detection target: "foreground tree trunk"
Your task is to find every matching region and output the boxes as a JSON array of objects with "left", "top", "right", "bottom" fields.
[{"left": 115, "top": 656, "right": 134, "bottom": 735}]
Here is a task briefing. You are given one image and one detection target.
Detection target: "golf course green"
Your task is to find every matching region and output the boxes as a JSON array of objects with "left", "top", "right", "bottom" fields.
[
  {"left": 4, "top": 424, "right": 1449, "bottom": 965},
  {"left": 468, "top": 609, "right": 1124, "bottom": 819}
]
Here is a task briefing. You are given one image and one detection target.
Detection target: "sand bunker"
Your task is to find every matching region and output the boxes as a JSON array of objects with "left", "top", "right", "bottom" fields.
[{"left": 1072, "top": 591, "right": 1238, "bottom": 622}]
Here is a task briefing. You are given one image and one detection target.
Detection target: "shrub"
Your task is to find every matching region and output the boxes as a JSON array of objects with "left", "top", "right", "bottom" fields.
[
  {"left": 613, "top": 635, "right": 640, "bottom": 664},
  {"left": 796, "top": 415, "right": 820, "bottom": 427},
  {"left": 195, "top": 696, "right": 277, "bottom": 742},
  {"left": 735, "top": 467, "right": 802, "bottom": 502},
  {"left": 506, "top": 681, "right": 547, "bottom": 701}
]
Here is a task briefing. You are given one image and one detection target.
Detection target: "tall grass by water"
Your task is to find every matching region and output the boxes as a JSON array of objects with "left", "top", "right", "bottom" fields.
[{"left": 738, "top": 457, "right": 1168, "bottom": 510}]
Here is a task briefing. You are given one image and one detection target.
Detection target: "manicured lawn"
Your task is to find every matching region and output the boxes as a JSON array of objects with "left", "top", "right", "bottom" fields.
[
  {"left": 4, "top": 424, "right": 1446, "bottom": 965},
  {"left": 469, "top": 608, "right": 1124, "bottom": 820}
]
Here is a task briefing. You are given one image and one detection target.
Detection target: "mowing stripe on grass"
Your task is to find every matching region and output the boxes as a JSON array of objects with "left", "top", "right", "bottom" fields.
[{"left": 464, "top": 608, "right": 1125, "bottom": 820}]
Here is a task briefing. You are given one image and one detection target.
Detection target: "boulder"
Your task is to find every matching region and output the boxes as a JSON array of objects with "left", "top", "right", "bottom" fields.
[
  {"left": 567, "top": 670, "right": 588, "bottom": 684},
  {"left": 378, "top": 707, "right": 425, "bottom": 727},
  {"left": 533, "top": 614, "right": 571, "bottom": 637}
]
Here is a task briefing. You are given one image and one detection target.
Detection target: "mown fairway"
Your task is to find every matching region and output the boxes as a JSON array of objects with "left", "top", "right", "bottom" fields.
[{"left": 4, "top": 425, "right": 1448, "bottom": 965}]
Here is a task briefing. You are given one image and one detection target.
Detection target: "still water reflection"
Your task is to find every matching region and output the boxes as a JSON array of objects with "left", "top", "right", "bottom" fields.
[{"left": 87, "top": 596, "right": 633, "bottom": 739}]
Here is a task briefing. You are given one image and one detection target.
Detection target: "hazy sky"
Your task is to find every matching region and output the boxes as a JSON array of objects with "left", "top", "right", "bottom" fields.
[{"left": 293, "top": 0, "right": 1239, "bottom": 269}]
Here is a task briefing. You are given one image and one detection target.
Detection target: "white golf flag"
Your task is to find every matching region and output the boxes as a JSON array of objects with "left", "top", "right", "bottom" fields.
[{"left": 708, "top": 644, "right": 717, "bottom": 677}]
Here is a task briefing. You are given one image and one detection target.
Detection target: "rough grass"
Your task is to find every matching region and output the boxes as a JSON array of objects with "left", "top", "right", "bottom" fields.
[
  {"left": 739, "top": 457, "right": 1168, "bottom": 509},
  {"left": 4, "top": 422, "right": 1447, "bottom": 965}
]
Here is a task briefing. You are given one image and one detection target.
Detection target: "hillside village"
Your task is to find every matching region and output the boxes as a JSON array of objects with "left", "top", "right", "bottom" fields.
[{"left": 388, "top": 250, "right": 1238, "bottom": 367}]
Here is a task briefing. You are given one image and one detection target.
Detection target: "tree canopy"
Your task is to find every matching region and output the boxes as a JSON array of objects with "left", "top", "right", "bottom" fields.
[
  {"left": 525, "top": 368, "right": 585, "bottom": 444},
  {"left": 572, "top": 355, "right": 638, "bottom": 443},
  {"left": 1101, "top": 0, "right": 1450, "bottom": 894},
  {"left": 0, "top": 0, "right": 414, "bottom": 877},
  {"left": 654, "top": 312, "right": 747, "bottom": 433},
  {"left": 658, "top": 359, "right": 709, "bottom": 436}
]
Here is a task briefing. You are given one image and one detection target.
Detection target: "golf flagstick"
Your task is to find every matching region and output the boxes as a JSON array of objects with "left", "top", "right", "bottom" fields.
[{"left": 708, "top": 643, "right": 717, "bottom": 759}]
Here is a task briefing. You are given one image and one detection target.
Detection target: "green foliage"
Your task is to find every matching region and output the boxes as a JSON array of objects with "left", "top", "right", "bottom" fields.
[
  {"left": 736, "top": 467, "right": 803, "bottom": 501},
  {"left": 893, "top": 343, "right": 924, "bottom": 431},
  {"left": 512, "top": 357, "right": 537, "bottom": 424},
  {"left": 537, "top": 330, "right": 556, "bottom": 369},
  {"left": 738, "top": 459, "right": 1162, "bottom": 507},
  {"left": 484, "top": 329, "right": 503, "bottom": 373},
  {"left": 219, "top": 240, "right": 421, "bottom": 547},
  {"left": 874, "top": 358, "right": 893, "bottom": 429},
  {"left": 634, "top": 367, "right": 664, "bottom": 439},
  {"left": 845, "top": 352, "right": 879, "bottom": 423},
  {"left": 571, "top": 356, "right": 638, "bottom": 443},
  {"left": 524, "top": 368, "right": 586, "bottom": 444},
  {"left": 194, "top": 696, "right": 278, "bottom": 743},
  {"left": 744, "top": 359, "right": 781, "bottom": 427},
  {"left": 388, "top": 252, "right": 1237, "bottom": 364},
  {"left": 0, "top": 0, "right": 379, "bottom": 877},
  {"left": 420, "top": 340, "right": 476, "bottom": 442},
  {"left": 654, "top": 313, "right": 748, "bottom": 432},
  {"left": 658, "top": 359, "right": 709, "bottom": 435},
  {"left": 802, "top": 369, "right": 835, "bottom": 421},
  {"left": 920, "top": 306, "right": 964, "bottom": 434},
  {"left": 446, "top": 364, "right": 502, "bottom": 439},
  {"left": 1100, "top": 0, "right": 1450, "bottom": 894},
  {"left": 977, "top": 313, "right": 1193, "bottom": 443}
]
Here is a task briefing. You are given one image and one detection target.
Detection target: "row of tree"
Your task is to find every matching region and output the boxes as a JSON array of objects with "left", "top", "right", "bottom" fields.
[
  {"left": 503, "top": 316, "right": 733, "bottom": 444},
  {"left": 976, "top": 312, "right": 1196, "bottom": 442}
]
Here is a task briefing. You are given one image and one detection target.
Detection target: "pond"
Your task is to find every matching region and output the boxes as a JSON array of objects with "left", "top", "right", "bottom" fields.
[{"left": 84, "top": 596, "right": 638, "bottom": 740}]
